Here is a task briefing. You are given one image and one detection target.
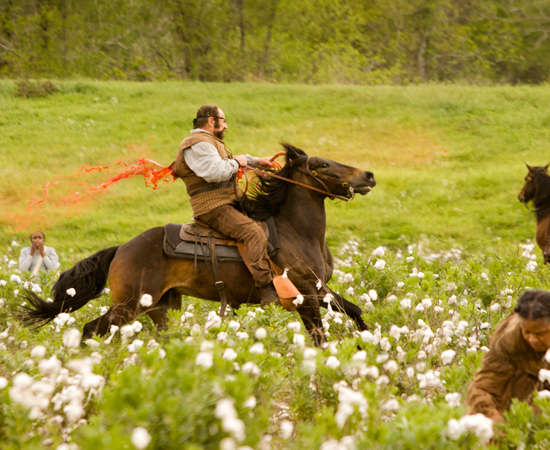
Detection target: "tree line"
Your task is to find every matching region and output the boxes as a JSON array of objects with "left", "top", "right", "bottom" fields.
[{"left": 1, "top": 0, "right": 550, "bottom": 84}]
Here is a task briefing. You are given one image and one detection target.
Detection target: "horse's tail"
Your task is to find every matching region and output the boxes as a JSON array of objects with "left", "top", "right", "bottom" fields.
[{"left": 19, "top": 246, "right": 119, "bottom": 328}]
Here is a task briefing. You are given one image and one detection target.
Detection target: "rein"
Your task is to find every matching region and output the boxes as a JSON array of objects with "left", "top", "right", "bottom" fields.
[
  {"left": 243, "top": 157, "right": 353, "bottom": 202},
  {"left": 523, "top": 201, "right": 547, "bottom": 213}
]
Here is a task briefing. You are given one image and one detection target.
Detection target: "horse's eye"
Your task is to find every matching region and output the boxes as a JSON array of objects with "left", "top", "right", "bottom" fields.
[{"left": 322, "top": 163, "right": 328, "bottom": 168}]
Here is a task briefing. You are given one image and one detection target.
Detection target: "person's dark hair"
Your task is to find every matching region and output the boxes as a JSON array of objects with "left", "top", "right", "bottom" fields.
[
  {"left": 514, "top": 290, "right": 550, "bottom": 320},
  {"left": 193, "top": 104, "right": 220, "bottom": 129}
]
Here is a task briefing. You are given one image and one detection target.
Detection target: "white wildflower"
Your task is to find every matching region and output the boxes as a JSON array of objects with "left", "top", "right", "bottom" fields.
[
  {"left": 242, "top": 361, "right": 260, "bottom": 376},
  {"left": 374, "top": 260, "right": 386, "bottom": 270},
  {"left": 293, "top": 334, "right": 306, "bottom": 347},
  {"left": 280, "top": 420, "right": 294, "bottom": 439},
  {"left": 539, "top": 369, "right": 550, "bottom": 383},
  {"left": 441, "top": 349, "right": 456, "bottom": 365},
  {"left": 139, "top": 294, "right": 153, "bottom": 307},
  {"left": 215, "top": 399, "right": 245, "bottom": 442},
  {"left": 30, "top": 345, "right": 47, "bottom": 358},
  {"left": 205, "top": 312, "right": 222, "bottom": 331},
  {"left": 255, "top": 327, "right": 267, "bottom": 340},
  {"left": 196, "top": 352, "right": 213, "bottom": 369},
  {"left": 249, "top": 343, "right": 264, "bottom": 354},
  {"left": 223, "top": 349, "right": 238, "bottom": 361},
  {"left": 383, "top": 360, "right": 398, "bottom": 374},
  {"left": 326, "top": 356, "right": 340, "bottom": 369},
  {"left": 288, "top": 321, "right": 301, "bottom": 333},
  {"left": 131, "top": 427, "right": 152, "bottom": 449},
  {"left": 293, "top": 294, "right": 304, "bottom": 307},
  {"left": 360, "top": 330, "right": 374, "bottom": 343},
  {"left": 66, "top": 288, "right": 76, "bottom": 297},
  {"left": 63, "top": 329, "right": 81, "bottom": 348},
  {"left": 228, "top": 320, "right": 240, "bottom": 331},
  {"left": 372, "top": 246, "right": 385, "bottom": 257},
  {"left": 243, "top": 396, "right": 257, "bottom": 408},
  {"left": 381, "top": 399, "right": 400, "bottom": 411},
  {"left": 445, "top": 392, "right": 461, "bottom": 407},
  {"left": 120, "top": 325, "right": 135, "bottom": 342},
  {"left": 128, "top": 339, "right": 144, "bottom": 353}
]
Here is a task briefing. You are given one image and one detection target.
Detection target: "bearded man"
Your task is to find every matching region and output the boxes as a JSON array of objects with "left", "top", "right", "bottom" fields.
[{"left": 172, "top": 104, "right": 280, "bottom": 306}]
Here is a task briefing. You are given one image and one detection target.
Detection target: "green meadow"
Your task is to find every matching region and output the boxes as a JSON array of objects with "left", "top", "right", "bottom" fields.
[
  {"left": 1, "top": 80, "right": 549, "bottom": 261},
  {"left": 4, "top": 81, "right": 550, "bottom": 448}
]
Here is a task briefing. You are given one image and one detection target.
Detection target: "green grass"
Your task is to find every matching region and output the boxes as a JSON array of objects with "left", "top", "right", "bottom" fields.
[{"left": 1, "top": 80, "right": 548, "bottom": 263}]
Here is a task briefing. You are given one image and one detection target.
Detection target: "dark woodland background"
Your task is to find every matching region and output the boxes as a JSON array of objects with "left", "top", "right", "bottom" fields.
[{"left": 2, "top": 0, "right": 550, "bottom": 84}]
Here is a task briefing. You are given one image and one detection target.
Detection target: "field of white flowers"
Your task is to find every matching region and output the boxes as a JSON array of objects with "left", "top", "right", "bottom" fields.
[{"left": 2, "top": 239, "right": 550, "bottom": 450}]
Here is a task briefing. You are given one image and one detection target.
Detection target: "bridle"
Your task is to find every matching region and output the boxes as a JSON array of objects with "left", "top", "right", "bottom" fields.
[{"left": 242, "top": 155, "right": 356, "bottom": 202}]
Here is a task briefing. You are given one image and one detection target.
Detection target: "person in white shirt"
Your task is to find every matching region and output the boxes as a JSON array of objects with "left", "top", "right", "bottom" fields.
[
  {"left": 172, "top": 105, "right": 280, "bottom": 306},
  {"left": 19, "top": 231, "right": 60, "bottom": 274}
]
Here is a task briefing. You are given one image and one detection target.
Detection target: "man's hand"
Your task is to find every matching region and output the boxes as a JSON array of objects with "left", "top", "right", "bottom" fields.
[
  {"left": 234, "top": 155, "right": 248, "bottom": 167},
  {"left": 257, "top": 157, "right": 275, "bottom": 168},
  {"left": 37, "top": 242, "right": 46, "bottom": 257},
  {"left": 30, "top": 242, "right": 38, "bottom": 256}
]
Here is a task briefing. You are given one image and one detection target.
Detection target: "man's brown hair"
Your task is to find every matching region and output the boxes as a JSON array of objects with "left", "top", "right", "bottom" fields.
[{"left": 193, "top": 104, "right": 220, "bottom": 129}]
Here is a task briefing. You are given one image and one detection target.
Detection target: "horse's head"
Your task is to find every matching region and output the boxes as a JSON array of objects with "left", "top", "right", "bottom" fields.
[
  {"left": 519, "top": 163, "right": 550, "bottom": 205},
  {"left": 283, "top": 143, "right": 376, "bottom": 199}
]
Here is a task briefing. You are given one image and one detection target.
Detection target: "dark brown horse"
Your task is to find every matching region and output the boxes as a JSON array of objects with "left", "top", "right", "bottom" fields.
[
  {"left": 518, "top": 164, "right": 550, "bottom": 263},
  {"left": 20, "top": 144, "right": 376, "bottom": 346}
]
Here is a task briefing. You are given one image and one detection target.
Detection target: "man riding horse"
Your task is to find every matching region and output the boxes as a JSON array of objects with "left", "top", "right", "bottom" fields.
[{"left": 172, "top": 104, "right": 280, "bottom": 307}]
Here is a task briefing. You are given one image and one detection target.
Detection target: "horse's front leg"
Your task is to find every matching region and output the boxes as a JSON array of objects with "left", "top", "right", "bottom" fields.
[
  {"left": 297, "top": 286, "right": 327, "bottom": 347},
  {"left": 329, "top": 289, "right": 369, "bottom": 331}
]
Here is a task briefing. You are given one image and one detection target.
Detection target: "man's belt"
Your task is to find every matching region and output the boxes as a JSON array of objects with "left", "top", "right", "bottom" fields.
[{"left": 188, "top": 182, "right": 234, "bottom": 197}]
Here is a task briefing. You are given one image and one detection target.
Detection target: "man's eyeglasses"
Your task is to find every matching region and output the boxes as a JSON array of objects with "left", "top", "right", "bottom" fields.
[{"left": 212, "top": 116, "right": 226, "bottom": 123}]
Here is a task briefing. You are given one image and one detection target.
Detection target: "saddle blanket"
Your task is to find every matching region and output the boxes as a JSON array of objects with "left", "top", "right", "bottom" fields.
[{"left": 162, "top": 218, "right": 279, "bottom": 262}]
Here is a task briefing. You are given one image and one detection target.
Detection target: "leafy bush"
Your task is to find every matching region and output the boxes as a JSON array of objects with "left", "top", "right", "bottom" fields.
[{"left": 15, "top": 80, "right": 58, "bottom": 98}]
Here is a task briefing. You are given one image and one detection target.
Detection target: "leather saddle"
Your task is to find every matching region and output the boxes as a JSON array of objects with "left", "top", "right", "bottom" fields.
[{"left": 163, "top": 217, "right": 279, "bottom": 262}]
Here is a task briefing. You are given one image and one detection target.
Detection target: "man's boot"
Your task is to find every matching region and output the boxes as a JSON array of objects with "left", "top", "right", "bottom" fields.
[{"left": 259, "top": 281, "right": 280, "bottom": 307}]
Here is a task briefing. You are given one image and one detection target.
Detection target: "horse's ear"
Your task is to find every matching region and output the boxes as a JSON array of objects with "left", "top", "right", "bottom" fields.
[
  {"left": 526, "top": 163, "right": 535, "bottom": 172},
  {"left": 280, "top": 142, "right": 307, "bottom": 163},
  {"left": 545, "top": 163, "right": 550, "bottom": 171}
]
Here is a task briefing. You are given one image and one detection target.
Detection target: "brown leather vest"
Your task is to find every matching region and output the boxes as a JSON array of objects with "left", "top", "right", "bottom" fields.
[{"left": 173, "top": 132, "right": 242, "bottom": 217}]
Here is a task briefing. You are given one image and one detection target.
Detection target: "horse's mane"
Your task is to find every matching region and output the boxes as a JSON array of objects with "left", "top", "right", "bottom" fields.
[{"left": 239, "top": 143, "right": 309, "bottom": 221}]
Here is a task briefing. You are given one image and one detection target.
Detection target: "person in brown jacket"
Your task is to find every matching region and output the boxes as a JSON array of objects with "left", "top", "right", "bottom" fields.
[
  {"left": 172, "top": 104, "right": 280, "bottom": 306},
  {"left": 466, "top": 289, "right": 550, "bottom": 422}
]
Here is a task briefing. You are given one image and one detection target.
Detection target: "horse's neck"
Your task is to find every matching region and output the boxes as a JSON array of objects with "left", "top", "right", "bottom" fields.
[{"left": 276, "top": 184, "right": 327, "bottom": 242}]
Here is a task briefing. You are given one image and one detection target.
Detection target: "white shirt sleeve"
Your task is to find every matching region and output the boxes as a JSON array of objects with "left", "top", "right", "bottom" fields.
[
  {"left": 19, "top": 247, "right": 33, "bottom": 271},
  {"left": 43, "top": 247, "right": 60, "bottom": 271},
  {"left": 183, "top": 141, "right": 239, "bottom": 183}
]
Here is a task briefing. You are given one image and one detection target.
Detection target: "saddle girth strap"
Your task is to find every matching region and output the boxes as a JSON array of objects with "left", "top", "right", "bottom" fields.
[{"left": 208, "top": 231, "right": 228, "bottom": 317}]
